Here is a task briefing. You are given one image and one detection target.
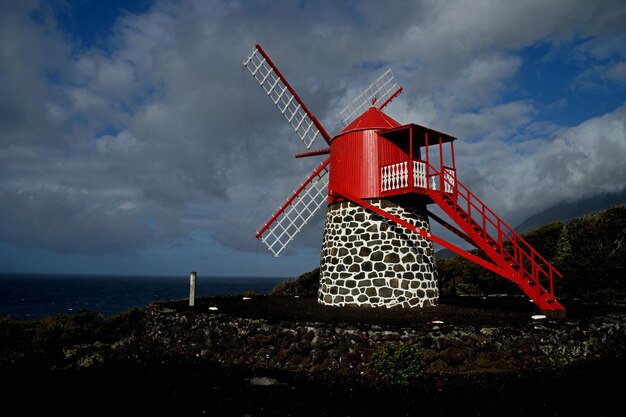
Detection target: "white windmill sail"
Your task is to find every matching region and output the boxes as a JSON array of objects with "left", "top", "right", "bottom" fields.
[
  {"left": 243, "top": 45, "right": 331, "bottom": 149},
  {"left": 338, "top": 69, "right": 402, "bottom": 127},
  {"left": 256, "top": 158, "right": 330, "bottom": 257},
  {"left": 244, "top": 45, "right": 403, "bottom": 258}
]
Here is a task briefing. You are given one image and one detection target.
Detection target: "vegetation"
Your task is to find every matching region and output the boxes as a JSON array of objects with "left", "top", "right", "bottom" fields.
[
  {"left": 553, "top": 206, "right": 626, "bottom": 300},
  {"left": 0, "top": 308, "right": 145, "bottom": 370},
  {"left": 271, "top": 267, "right": 320, "bottom": 297},
  {"left": 368, "top": 343, "right": 425, "bottom": 385},
  {"left": 436, "top": 205, "right": 626, "bottom": 302}
]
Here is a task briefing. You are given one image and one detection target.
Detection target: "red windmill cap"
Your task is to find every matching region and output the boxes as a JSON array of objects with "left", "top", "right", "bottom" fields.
[{"left": 339, "top": 106, "right": 401, "bottom": 134}]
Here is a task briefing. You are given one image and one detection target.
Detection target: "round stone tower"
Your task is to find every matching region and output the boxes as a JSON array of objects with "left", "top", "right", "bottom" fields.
[
  {"left": 317, "top": 107, "right": 438, "bottom": 308},
  {"left": 318, "top": 199, "right": 438, "bottom": 308}
]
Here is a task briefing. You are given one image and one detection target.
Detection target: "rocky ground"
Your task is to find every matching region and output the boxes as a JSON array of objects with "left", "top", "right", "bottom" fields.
[{"left": 3, "top": 295, "right": 626, "bottom": 416}]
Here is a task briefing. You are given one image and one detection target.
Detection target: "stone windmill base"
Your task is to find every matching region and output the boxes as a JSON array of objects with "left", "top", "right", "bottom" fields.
[{"left": 318, "top": 199, "right": 438, "bottom": 308}]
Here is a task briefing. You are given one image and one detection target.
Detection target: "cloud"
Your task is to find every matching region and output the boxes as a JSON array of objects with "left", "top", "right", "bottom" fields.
[
  {"left": 541, "top": 104, "right": 626, "bottom": 196},
  {"left": 608, "top": 62, "right": 626, "bottom": 82},
  {"left": 454, "top": 103, "right": 626, "bottom": 227},
  {"left": 572, "top": 61, "right": 626, "bottom": 91},
  {"left": 449, "top": 101, "right": 535, "bottom": 140},
  {"left": 0, "top": 0, "right": 625, "bottom": 271},
  {"left": 0, "top": 2, "right": 70, "bottom": 148}
]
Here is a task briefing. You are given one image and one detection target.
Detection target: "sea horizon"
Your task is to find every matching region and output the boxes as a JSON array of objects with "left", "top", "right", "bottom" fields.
[
  {"left": 0, "top": 272, "right": 289, "bottom": 320},
  {"left": 0, "top": 271, "right": 290, "bottom": 279}
]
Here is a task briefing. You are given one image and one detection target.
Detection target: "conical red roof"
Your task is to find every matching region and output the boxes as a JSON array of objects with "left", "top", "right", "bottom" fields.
[{"left": 339, "top": 106, "right": 401, "bottom": 134}]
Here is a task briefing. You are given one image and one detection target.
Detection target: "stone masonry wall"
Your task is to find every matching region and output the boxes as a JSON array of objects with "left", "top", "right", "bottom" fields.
[
  {"left": 318, "top": 199, "right": 438, "bottom": 308},
  {"left": 144, "top": 303, "right": 626, "bottom": 378}
]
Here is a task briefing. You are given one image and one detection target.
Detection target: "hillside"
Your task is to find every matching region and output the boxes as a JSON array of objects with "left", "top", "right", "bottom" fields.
[
  {"left": 436, "top": 205, "right": 626, "bottom": 301},
  {"left": 277, "top": 205, "right": 626, "bottom": 303},
  {"left": 515, "top": 188, "right": 626, "bottom": 233}
]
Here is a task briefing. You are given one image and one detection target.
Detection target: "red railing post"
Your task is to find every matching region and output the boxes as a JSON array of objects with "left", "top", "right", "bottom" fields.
[
  {"left": 425, "top": 132, "right": 429, "bottom": 178},
  {"left": 482, "top": 204, "right": 486, "bottom": 233},
  {"left": 409, "top": 128, "right": 414, "bottom": 190},
  {"left": 498, "top": 219, "right": 503, "bottom": 253},
  {"left": 450, "top": 140, "right": 456, "bottom": 170},
  {"left": 534, "top": 262, "right": 539, "bottom": 298},
  {"left": 438, "top": 136, "right": 444, "bottom": 192}
]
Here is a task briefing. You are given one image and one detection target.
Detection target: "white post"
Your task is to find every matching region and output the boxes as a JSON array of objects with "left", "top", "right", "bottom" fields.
[{"left": 189, "top": 271, "right": 196, "bottom": 307}]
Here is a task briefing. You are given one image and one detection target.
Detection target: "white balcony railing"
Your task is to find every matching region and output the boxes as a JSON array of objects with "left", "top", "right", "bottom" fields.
[
  {"left": 413, "top": 160, "right": 427, "bottom": 188},
  {"left": 380, "top": 161, "right": 408, "bottom": 191},
  {"left": 381, "top": 160, "right": 456, "bottom": 194}
]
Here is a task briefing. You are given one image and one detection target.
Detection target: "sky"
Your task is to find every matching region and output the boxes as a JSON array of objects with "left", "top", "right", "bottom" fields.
[{"left": 0, "top": 0, "right": 625, "bottom": 278}]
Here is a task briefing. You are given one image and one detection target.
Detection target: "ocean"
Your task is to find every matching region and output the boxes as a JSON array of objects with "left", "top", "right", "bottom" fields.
[{"left": 0, "top": 273, "right": 288, "bottom": 320}]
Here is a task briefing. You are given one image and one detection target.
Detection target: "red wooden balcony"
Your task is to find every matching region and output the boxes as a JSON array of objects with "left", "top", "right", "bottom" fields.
[{"left": 380, "top": 159, "right": 456, "bottom": 197}]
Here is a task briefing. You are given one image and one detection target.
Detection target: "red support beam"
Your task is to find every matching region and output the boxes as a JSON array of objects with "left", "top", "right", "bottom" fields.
[
  {"left": 295, "top": 147, "right": 330, "bottom": 158},
  {"left": 333, "top": 188, "right": 514, "bottom": 280},
  {"left": 426, "top": 209, "right": 479, "bottom": 249}
]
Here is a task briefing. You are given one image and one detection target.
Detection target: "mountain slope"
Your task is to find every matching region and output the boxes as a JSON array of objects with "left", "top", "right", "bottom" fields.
[{"left": 515, "top": 188, "right": 626, "bottom": 233}]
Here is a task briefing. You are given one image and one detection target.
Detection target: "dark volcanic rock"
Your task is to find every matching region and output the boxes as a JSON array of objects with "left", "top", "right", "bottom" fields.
[
  {"left": 143, "top": 296, "right": 626, "bottom": 379},
  {"left": 2, "top": 295, "right": 626, "bottom": 417}
]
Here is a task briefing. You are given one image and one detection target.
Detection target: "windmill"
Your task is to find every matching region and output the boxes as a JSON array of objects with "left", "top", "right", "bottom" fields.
[{"left": 243, "top": 44, "right": 565, "bottom": 314}]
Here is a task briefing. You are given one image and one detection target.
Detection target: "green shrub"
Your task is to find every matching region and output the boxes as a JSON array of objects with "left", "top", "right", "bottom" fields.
[
  {"left": 369, "top": 343, "right": 424, "bottom": 385},
  {"left": 34, "top": 309, "right": 103, "bottom": 347},
  {"left": 554, "top": 206, "right": 626, "bottom": 300},
  {"left": 0, "top": 308, "right": 146, "bottom": 371},
  {"left": 272, "top": 268, "right": 320, "bottom": 296},
  {"left": 101, "top": 308, "right": 145, "bottom": 341},
  {"left": 0, "top": 318, "right": 39, "bottom": 369},
  {"left": 240, "top": 291, "right": 259, "bottom": 297}
]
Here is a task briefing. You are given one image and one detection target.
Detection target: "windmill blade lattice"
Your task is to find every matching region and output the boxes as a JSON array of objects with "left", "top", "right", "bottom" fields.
[
  {"left": 243, "top": 45, "right": 330, "bottom": 149},
  {"left": 256, "top": 158, "right": 330, "bottom": 257},
  {"left": 339, "top": 69, "right": 402, "bottom": 127}
]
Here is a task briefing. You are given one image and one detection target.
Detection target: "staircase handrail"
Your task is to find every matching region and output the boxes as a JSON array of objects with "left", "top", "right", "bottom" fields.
[{"left": 427, "top": 164, "right": 562, "bottom": 295}]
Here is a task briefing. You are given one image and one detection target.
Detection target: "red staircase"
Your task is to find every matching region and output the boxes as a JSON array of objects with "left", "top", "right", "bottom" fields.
[{"left": 427, "top": 167, "right": 565, "bottom": 312}]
